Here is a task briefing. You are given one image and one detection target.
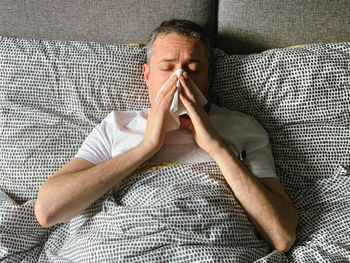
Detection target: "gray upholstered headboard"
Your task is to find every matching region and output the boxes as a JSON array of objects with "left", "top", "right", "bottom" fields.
[
  {"left": 216, "top": 0, "right": 350, "bottom": 54},
  {"left": 0, "top": 0, "right": 216, "bottom": 48},
  {"left": 0, "top": 0, "right": 349, "bottom": 54}
]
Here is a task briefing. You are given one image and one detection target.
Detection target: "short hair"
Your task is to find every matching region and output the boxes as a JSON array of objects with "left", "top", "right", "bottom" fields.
[{"left": 145, "top": 19, "right": 213, "bottom": 68}]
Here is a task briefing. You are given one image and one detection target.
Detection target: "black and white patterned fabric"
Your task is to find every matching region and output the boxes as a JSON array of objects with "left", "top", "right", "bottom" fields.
[
  {"left": 211, "top": 43, "right": 350, "bottom": 190},
  {"left": 0, "top": 36, "right": 149, "bottom": 201},
  {"left": 0, "top": 164, "right": 349, "bottom": 262},
  {"left": 0, "top": 35, "right": 349, "bottom": 262}
]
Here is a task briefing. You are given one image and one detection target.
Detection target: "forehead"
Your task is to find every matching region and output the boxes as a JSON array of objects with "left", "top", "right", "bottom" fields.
[{"left": 151, "top": 33, "right": 207, "bottom": 63}]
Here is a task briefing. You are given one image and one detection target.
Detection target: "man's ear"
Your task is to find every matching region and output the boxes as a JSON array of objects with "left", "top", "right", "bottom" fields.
[{"left": 143, "top": 63, "right": 150, "bottom": 82}]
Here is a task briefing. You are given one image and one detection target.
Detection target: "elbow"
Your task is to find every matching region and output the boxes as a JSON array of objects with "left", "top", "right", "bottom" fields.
[
  {"left": 274, "top": 204, "right": 298, "bottom": 252},
  {"left": 34, "top": 200, "right": 54, "bottom": 228},
  {"left": 273, "top": 215, "right": 298, "bottom": 252},
  {"left": 273, "top": 232, "right": 296, "bottom": 252}
]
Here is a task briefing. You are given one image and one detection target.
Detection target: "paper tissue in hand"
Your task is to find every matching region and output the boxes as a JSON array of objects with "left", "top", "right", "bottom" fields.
[{"left": 155, "top": 69, "right": 208, "bottom": 132}]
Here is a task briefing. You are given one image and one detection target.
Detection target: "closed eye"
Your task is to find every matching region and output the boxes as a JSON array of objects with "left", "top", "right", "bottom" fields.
[{"left": 186, "top": 63, "right": 201, "bottom": 73}]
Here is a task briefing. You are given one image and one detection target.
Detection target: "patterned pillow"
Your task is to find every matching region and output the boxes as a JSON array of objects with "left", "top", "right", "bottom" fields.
[
  {"left": 0, "top": 36, "right": 150, "bottom": 201},
  {"left": 210, "top": 43, "right": 350, "bottom": 186},
  {"left": 211, "top": 43, "right": 350, "bottom": 127}
]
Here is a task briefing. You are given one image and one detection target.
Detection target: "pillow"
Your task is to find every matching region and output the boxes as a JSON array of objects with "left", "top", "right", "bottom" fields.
[
  {"left": 211, "top": 43, "right": 350, "bottom": 127},
  {"left": 211, "top": 43, "right": 350, "bottom": 185},
  {"left": 0, "top": 36, "right": 150, "bottom": 201}
]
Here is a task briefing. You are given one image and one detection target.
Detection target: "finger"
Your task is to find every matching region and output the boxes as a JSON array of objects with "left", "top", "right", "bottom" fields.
[
  {"left": 182, "top": 71, "right": 190, "bottom": 83},
  {"left": 179, "top": 92, "right": 202, "bottom": 124},
  {"left": 179, "top": 76, "right": 197, "bottom": 104},
  {"left": 156, "top": 74, "right": 178, "bottom": 101},
  {"left": 160, "top": 83, "right": 177, "bottom": 109},
  {"left": 154, "top": 85, "right": 178, "bottom": 119}
]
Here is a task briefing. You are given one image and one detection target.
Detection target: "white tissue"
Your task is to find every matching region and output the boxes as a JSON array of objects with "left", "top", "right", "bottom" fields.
[{"left": 155, "top": 69, "right": 208, "bottom": 132}]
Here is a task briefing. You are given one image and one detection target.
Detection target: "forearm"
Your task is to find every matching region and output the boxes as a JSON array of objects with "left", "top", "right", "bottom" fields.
[
  {"left": 210, "top": 143, "right": 297, "bottom": 252},
  {"left": 35, "top": 143, "right": 154, "bottom": 227}
]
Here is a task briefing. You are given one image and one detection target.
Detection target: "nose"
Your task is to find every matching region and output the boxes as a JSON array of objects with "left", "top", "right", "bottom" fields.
[{"left": 172, "top": 69, "right": 184, "bottom": 88}]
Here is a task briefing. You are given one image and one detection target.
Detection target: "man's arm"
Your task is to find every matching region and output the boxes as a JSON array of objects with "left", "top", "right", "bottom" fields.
[
  {"left": 35, "top": 144, "right": 156, "bottom": 228},
  {"left": 35, "top": 74, "right": 179, "bottom": 228},
  {"left": 209, "top": 144, "right": 298, "bottom": 252},
  {"left": 179, "top": 73, "right": 298, "bottom": 252}
]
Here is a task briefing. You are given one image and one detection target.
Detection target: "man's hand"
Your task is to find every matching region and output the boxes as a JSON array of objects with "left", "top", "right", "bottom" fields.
[
  {"left": 178, "top": 72, "right": 224, "bottom": 155},
  {"left": 140, "top": 74, "right": 178, "bottom": 154}
]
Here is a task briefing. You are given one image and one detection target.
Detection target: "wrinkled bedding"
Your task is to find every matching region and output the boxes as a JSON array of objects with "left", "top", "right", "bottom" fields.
[
  {"left": 0, "top": 163, "right": 349, "bottom": 262},
  {"left": 1, "top": 36, "right": 349, "bottom": 262}
]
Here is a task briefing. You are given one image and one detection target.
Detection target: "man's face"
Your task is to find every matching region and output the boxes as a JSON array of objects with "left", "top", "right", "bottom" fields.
[{"left": 143, "top": 33, "right": 212, "bottom": 106}]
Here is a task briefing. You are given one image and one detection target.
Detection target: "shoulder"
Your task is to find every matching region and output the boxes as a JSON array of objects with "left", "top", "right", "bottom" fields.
[
  {"left": 209, "top": 103, "right": 253, "bottom": 120},
  {"left": 209, "top": 105, "right": 277, "bottom": 179},
  {"left": 101, "top": 109, "right": 149, "bottom": 127},
  {"left": 209, "top": 104, "right": 267, "bottom": 135}
]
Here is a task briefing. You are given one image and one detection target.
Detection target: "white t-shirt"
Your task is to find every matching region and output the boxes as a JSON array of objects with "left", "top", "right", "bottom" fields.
[{"left": 75, "top": 104, "right": 277, "bottom": 179}]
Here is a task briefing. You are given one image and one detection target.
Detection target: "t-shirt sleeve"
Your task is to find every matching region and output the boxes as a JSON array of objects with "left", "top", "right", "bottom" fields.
[
  {"left": 243, "top": 118, "right": 278, "bottom": 179},
  {"left": 74, "top": 116, "right": 113, "bottom": 165}
]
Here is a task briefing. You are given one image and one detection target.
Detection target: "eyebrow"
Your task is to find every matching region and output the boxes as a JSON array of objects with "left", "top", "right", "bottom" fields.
[{"left": 157, "top": 58, "right": 203, "bottom": 65}]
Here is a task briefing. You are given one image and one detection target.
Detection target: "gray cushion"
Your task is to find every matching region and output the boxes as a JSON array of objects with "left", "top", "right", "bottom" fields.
[
  {"left": 0, "top": 0, "right": 216, "bottom": 45},
  {"left": 217, "top": 0, "right": 350, "bottom": 54}
]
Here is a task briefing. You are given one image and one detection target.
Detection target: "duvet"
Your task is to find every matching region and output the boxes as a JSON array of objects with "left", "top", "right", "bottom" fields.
[{"left": 1, "top": 162, "right": 349, "bottom": 262}]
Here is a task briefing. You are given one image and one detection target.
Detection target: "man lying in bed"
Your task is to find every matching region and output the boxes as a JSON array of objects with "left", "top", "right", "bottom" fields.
[{"left": 35, "top": 19, "right": 298, "bottom": 252}]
